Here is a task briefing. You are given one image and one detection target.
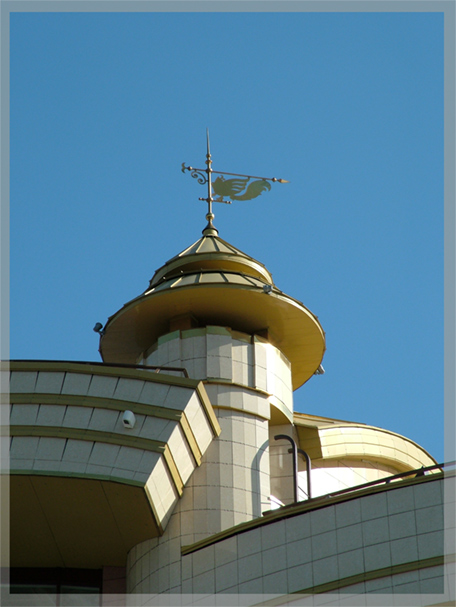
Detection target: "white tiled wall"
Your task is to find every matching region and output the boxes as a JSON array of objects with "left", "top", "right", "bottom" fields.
[
  {"left": 9, "top": 365, "right": 218, "bottom": 533},
  {"left": 127, "top": 404, "right": 271, "bottom": 593},
  {"left": 127, "top": 327, "right": 290, "bottom": 594},
  {"left": 142, "top": 327, "right": 293, "bottom": 415},
  {"left": 172, "top": 476, "right": 448, "bottom": 602}
]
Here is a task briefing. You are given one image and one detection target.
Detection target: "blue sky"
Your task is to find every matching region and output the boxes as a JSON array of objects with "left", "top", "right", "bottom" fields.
[{"left": 9, "top": 10, "right": 444, "bottom": 462}]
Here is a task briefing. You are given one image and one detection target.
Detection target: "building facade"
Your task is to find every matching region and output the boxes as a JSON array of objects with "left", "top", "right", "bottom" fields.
[{"left": 2, "top": 210, "right": 454, "bottom": 606}]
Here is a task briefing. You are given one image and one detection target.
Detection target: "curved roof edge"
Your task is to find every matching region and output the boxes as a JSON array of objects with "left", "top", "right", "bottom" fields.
[{"left": 293, "top": 412, "right": 438, "bottom": 471}]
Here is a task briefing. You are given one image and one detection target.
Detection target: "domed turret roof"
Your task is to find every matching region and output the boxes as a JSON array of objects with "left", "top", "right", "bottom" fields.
[
  {"left": 100, "top": 229, "right": 325, "bottom": 390},
  {"left": 149, "top": 233, "right": 273, "bottom": 287}
]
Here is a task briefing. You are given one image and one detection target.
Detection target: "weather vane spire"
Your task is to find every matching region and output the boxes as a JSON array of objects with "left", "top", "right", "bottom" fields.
[{"left": 182, "top": 130, "right": 288, "bottom": 235}]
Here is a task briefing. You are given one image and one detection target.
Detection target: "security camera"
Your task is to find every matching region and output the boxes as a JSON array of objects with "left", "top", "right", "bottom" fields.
[{"left": 122, "top": 410, "right": 136, "bottom": 429}]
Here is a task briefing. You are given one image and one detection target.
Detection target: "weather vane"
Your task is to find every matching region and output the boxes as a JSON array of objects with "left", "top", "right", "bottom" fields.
[{"left": 182, "top": 130, "right": 288, "bottom": 234}]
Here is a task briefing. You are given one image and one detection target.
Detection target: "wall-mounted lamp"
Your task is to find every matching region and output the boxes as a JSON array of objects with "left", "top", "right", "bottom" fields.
[{"left": 93, "top": 322, "right": 105, "bottom": 336}]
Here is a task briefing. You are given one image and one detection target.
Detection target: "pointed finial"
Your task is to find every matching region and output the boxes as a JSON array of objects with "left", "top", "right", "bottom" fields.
[
  {"left": 202, "top": 212, "right": 218, "bottom": 236},
  {"left": 205, "top": 128, "right": 213, "bottom": 219},
  {"left": 182, "top": 132, "right": 288, "bottom": 233}
]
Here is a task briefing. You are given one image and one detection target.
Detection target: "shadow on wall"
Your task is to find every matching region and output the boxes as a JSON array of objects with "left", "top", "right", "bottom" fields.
[{"left": 251, "top": 439, "right": 269, "bottom": 517}]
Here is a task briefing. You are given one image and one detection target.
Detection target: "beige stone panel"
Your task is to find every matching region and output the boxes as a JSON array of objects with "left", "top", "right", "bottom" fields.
[
  {"left": 10, "top": 371, "right": 38, "bottom": 393},
  {"left": 35, "top": 437, "right": 67, "bottom": 461},
  {"left": 35, "top": 371, "right": 65, "bottom": 394},
  {"left": 87, "top": 374, "right": 118, "bottom": 398},
  {"left": 183, "top": 394, "right": 213, "bottom": 453},
  {"left": 219, "top": 461, "right": 234, "bottom": 489},
  {"left": 114, "top": 446, "right": 145, "bottom": 472},
  {"left": 180, "top": 334, "right": 194, "bottom": 360},
  {"left": 381, "top": 445, "right": 405, "bottom": 463},
  {"left": 204, "top": 383, "right": 239, "bottom": 409},
  {"left": 163, "top": 386, "right": 193, "bottom": 411},
  {"left": 254, "top": 366, "right": 268, "bottom": 392},
  {"left": 145, "top": 457, "right": 179, "bottom": 528},
  {"left": 139, "top": 416, "right": 173, "bottom": 442},
  {"left": 182, "top": 358, "right": 195, "bottom": 377},
  {"left": 36, "top": 404, "right": 66, "bottom": 427},
  {"left": 246, "top": 390, "right": 270, "bottom": 419},
  {"left": 167, "top": 424, "right": 196, "bottom": 484},
  {"left": 10, "top": 436, "right": 40, "bottom": 461},
  {"left": 244, "top": 419, "right": 257, "bottom": 448},
  {"left": 155, "top": 340, "right": 170, "bottom": 366},
  {"left": 207, "top": 355, "right": 232, "bottom": 381},
  {"left": 109, "top": 467, "right": 138, "bottom": 482},
  {"left": 143, "top": 348, "right": 161, "bottom": 367},
  {"left": 58, "top": 460, "right": 88, "bottom": 475},
  {"left": 253, "top": 337, "right": 268, "bottom": 367},
  {"left": 240, "top": 391, "right": 258, "bottom": 416},
  {"left": 232, "top": 359, "right": 249, "bottom": 386},
  {"left": 112, "top": 377, "right": 145, "bottom": 402},
  {"left": 406, "top": 441, "right": 435, "bottom": 468},
  {"left": 230, "top": 416, "right": 246, "bottom": 445},
  {"left": 206, "top": 331, "right": 231, "bottom": 359},
  {"left": 138, "top": 380, "right": 170, "bottom": 406},
  {"left": 167, "top": 334, "right": 182, "bottom": 364},
  {"left": 62, "top": 439, "right": 94, "bottom": 464},
  {"left": 206, "top": 457, "right": 223, "bottom": 487},
  {"left": 188, "top": 357, "right": 204, "bottom": 379},
  {"left": 88, "top": 408, "right": 120, "bottom": 432},
  {"left": 62, "top": 405, "right": 93, "bottom": 429},
  {"left": 136, "top": 451, "right": 161, "bottom": 474},
  {"left": 232, "top": 340, "right": 251, "bottom": 363},
  {"left": 10, "top": 404, "right": 39, "bottom": 425},
  {"left": 32, "top": 458, "right": 61, "bottom": 472},
  {"left": 61, "top": 373, "right": 92, "bottom": 396},
  {"left": 88, "top": 442, "right": 120, "bottom": 467},
  {"left": 190, "top": 334, "right": 206, "bottom": 359}
]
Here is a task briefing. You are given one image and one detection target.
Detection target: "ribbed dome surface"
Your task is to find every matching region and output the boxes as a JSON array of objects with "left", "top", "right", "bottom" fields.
[
  {"left": 100, "top": 230, "right": 325, "bottom": 389},
  {"left": 149, "top": 234, "right": 273, "bottom": 287}
]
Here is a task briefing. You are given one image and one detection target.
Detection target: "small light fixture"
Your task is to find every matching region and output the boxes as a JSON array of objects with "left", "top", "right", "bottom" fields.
[
  {"left": 314, "top": 364, "right": 325, "bottom": 375},
  {"left": 263, "top": 284, "right": 273, "bottom": 295},
  {"left": 93, "top": 322, "right": 105, "bottom": 336}
]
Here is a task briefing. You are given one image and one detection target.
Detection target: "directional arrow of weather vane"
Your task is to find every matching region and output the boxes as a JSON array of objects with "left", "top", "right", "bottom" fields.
[{"left": 181, "top": 131, "right": 289, "bottom": 218}]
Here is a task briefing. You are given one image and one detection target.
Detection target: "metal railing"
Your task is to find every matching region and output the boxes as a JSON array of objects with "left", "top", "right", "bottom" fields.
[
  {"left": 7, "top": 359, "right": 190, "bottom": 378},
  {"left": 318, "top": 460, "right": 453, "bottom": 502}
]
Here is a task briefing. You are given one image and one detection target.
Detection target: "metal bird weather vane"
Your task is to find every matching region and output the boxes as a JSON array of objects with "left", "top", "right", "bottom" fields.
[{"left": 182, "top": 130, "right": 288, "bottom": 233}]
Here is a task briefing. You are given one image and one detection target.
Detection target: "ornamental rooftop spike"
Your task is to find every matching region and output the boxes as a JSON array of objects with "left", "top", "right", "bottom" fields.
[{"left": 181, "top": 130, "right": 289, "bottom": 235}]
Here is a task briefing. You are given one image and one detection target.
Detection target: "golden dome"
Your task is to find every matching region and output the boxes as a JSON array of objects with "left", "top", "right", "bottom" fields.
[
  {"left": 100, "top": 231, "right": 325, "bottom": 390},
  {"left": 149, "top": 233, "right": 273, "bottom": 287}
]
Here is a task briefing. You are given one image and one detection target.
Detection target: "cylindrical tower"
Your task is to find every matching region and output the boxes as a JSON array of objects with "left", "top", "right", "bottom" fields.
[{"left": 99, "top": 221, "right": 325, "bottom": 593}]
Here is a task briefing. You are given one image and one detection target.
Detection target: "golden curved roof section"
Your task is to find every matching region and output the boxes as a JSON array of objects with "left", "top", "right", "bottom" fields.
[
  {"left": 100, "top": 233, "right": 326, "bottom": 391},
  {"left": 293, "top": 412, "right": 438, "bottom": 472},
  {"left": 149, "top": 234, "right": 273, "bottom": 286}
]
